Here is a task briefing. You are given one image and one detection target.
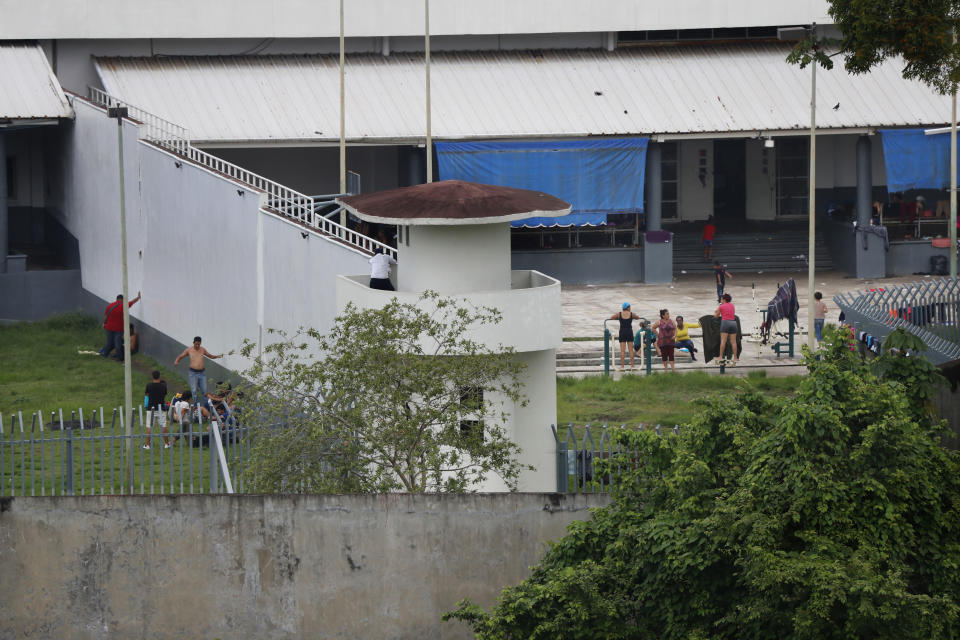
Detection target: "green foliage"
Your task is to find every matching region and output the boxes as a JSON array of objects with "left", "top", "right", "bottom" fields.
[
  {"left": 826, "top": 0, "right": 960, "bottom": 94},
  {"left": 446, "top": 326, "right": 960, "bottom": 639},
  {"left": 238, "top": 291, "right": 531, "bottom": 493}
]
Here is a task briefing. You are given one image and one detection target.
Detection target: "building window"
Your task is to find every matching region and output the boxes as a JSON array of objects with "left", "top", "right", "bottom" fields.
[
  {"left": 661, "top": 141, "right": 678, "bottom": 219},
  {"left": 5, "top": 156, "right": 14, "bottom": 200},
  {"left": 776, "top": 138, "right": 808, "bottom": 216},
  {"left": 458, "top": 386, "right": 483, "bottom": 443}
]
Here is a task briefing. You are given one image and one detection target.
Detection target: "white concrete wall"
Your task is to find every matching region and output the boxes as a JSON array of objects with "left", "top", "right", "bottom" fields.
[
  {"left": 815, "top": 133, "right": 887, "bottom": 189},
  {"left": 337, "top": 271, "right": 562, "bottom": 353},
  {"left": 677, "top": 139, "right": 714, "bottom": 221},
  {"left": 56, "top": 98, "right": 369, "bottom": 372},
  {"left": 400, "top": 224, "right": 512, "bottom": 294},
  {"left": 6, "top": 1, "right": 831, "bottom": 39},
  {"left": 336, "top": 270, "right": 561, "bottom": 491}
]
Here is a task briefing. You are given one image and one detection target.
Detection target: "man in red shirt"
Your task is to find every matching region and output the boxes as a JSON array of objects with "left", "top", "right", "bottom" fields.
[
  {"left": 99, "top": 291, "right": 141, "bottom": 360},
  {"left": 702, "top": 216, "right": 716, "bottom": 260}
]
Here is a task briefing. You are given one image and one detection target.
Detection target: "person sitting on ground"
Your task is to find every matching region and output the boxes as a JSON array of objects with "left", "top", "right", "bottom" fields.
[
  {"left": 128, "top": 323, "right": 139, "bottom": 355},
  {"left": 714, "top": 293, "right": 739, "bottom": 365},
  {"left": 99, "top": 291, "right": 141, "bottom": 360},
  {"left": 652, "top": 309, "right": 677, "bottom": 372},
  {"left": 674, "top": 315, "right": 700, "bottom": 362}
]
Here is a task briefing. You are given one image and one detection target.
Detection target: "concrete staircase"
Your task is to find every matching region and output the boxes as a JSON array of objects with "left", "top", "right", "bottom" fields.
[{"left": 671, "top": 227, "right": 833, "bottom": 275}]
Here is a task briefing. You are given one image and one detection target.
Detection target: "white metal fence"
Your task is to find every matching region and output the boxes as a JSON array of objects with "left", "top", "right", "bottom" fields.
[
  {"left": 834, "top": 277, "right": 960, "bottom": 364},
  {"left": 86, "top": 87, "right": 397, "bottom": 259},
  {"left": 0, "top": 406, "right": 246, "bottom": 496}
]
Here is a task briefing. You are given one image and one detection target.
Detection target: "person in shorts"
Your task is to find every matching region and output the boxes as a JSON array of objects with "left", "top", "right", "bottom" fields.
[
  {"left": 714, "top": 293, "right": 739, "bottom": 365},
  {"left": 702, "top": 216, "right": 716, "bottom": 259},
  {"left": 609, "top": 302, "right": 641, "bottom": 371}
]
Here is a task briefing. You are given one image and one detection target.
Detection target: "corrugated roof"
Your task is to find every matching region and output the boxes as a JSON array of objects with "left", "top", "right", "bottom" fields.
[
  {"left": 0, "top": 44, "right": 73, "bottom": 120},
  {"left": 95, "top": 44, "right": 952, "bottom": 144}
]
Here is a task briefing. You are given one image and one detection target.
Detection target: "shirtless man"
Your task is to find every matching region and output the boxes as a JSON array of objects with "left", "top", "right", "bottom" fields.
[{"left": 174, "top": 336, "right": 223, "bottom": 407}]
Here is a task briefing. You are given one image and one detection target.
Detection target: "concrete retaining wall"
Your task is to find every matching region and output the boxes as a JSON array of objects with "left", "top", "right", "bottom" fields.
[
  {"left": 0, "top": 493, "right": 608, "bottom": 639},
  {"left": 512, "top": 247, "right": 642, "bottom": 284}
]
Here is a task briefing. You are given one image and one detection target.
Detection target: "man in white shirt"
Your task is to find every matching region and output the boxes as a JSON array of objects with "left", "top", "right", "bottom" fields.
[{"left": 369, "top": 248, "right": 397, "bottom": 291}]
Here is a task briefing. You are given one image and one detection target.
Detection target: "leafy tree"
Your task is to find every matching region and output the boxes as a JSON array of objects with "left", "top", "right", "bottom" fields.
[
  {"left": 238, "top": 291, "right": 530, "bottom": 493},
  {"left": 793, "top": 0, "right": 960, "bottom": 94},
  {"left": 446, "top": 326, "right": 960, "bottom": 639}
]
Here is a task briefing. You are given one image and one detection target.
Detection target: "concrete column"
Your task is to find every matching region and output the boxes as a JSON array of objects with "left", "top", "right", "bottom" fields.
[
  {"left": 407, "top": 146, "right": 425, "bottom": 186},
  {"left": 642, "top": 141, "right": 672, "bottom": 283},
  {"left": 645, "top": 141, "right": 662, "bottom": 231},
  {"left": 0, "top": 131, "right": 7, "bottom": 273},
  {"left": 856, "top": 135, "right": 872, "bottom": 227},
  {"left": 855, "top": 135, "right": 884, "bottom": 278}
]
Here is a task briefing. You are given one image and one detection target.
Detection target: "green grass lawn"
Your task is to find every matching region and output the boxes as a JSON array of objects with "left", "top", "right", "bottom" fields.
[
  {"left": 0, "top": 312, "right": 187, "bottom": 417},
  {"left": 557, "top": 370, "right": 802, "bottom": 428}
]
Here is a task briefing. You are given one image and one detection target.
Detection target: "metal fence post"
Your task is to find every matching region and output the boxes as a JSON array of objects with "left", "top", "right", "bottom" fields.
[
  {"left": 64, "top": 427, "right": 74, "bottom": 496},
  {"left": 603, "top": 324, "right": 611, "bottom": 376},
  {"left": 552, "top": 425, "right": 568, "bottom": 493}
]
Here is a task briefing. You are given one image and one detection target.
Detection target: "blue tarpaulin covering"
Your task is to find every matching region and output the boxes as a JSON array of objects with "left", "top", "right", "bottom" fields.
[
  {"left": 879, "top": 128, "right": 958, "bottom": 192},
  {"left": 436, "top": 138, "right": 648, "bottom": 227}
]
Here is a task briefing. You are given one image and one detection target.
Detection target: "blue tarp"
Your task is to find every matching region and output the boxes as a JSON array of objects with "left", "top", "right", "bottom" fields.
[
  {"left": 436, "top": 138, "right": 648, "bottom": 227},
  {"left": 879, "top": 128, "right": 958, "bottom": 192}
]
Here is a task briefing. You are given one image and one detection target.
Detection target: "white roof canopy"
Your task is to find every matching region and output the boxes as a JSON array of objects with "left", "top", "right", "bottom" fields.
[
  {"left": 0, "top": 44, "right": 73, "bottom": 123},
  {"left": 95, "top": 44, "right": 952, "bottom": 145}
]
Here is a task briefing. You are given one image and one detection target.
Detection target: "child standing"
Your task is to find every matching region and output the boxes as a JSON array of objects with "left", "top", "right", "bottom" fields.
[
  {"left": 702, "top": 216, "right": 716, "bottom": 259},
  {"left": 713, "top": 261, "right": 732, "bottom": 304}
]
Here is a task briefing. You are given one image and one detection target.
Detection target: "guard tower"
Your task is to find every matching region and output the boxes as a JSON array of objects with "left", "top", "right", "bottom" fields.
[{"left": 335, "top": 180, "right": 568, "bottom": 491}]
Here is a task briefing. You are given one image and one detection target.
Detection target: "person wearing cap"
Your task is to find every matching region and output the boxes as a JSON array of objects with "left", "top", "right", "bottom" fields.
[
  {"left": 609, "top": 302, "right": 641, "bottom": 371},
  {"left": 99, "top": 291, "right": 141, "bottom": 360}
]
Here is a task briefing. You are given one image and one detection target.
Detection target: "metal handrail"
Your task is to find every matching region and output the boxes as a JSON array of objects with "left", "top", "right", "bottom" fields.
[{"left": 85, "top": 87, "right": 397, "bottom": 259}]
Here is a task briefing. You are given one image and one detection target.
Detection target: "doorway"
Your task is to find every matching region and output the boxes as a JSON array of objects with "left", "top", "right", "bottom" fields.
[{"left": 713, "top": 139, "right": 746, "bottom": 222}]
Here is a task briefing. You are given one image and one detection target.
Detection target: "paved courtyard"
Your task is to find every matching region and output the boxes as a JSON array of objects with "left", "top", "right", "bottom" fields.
[{"left": 558, "top": 270, "right": 936, "bottom": 377}]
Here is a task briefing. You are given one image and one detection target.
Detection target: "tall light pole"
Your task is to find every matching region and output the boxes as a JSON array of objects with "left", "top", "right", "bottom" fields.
[
  {"left": 108, "top": 105, "right": 134, "bottom": 492},
  {"left": 339, "top": 0, "right": 347, "bottom": 225},
  {"left": 807, "top": 23, "right": 818, "bottom": 351},
  {"left": 424, "top": 0, "right": 433, "bottom": 183},
  {"left": 951, "top": 67, "right": 957, "bottom": 278}
]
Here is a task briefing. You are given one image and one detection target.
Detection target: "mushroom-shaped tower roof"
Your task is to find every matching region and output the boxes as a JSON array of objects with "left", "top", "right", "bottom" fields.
[{"left": 337, "top": 180, "right": 571, "bottom": 226}]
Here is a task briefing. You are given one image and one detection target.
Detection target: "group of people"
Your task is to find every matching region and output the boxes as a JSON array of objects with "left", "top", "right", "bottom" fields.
[
  {"left": 611, "top": 295, "right": 740, "bottom": 372},
  {"left": 143, "top": 354, "right": 237, "bottom": 450}
]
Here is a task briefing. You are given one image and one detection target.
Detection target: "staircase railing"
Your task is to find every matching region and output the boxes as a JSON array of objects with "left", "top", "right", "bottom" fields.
[{"left": 86, "top": 86, "right": 396, "bottom": 259}]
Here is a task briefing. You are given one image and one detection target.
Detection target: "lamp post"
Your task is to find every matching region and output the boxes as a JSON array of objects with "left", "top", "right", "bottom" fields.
[
  {"left": 424, "top": 0, "right": 433, "bottom": 183},
  {"left": 108, "top": 105, "right": 134, "bottom": 492},
  {"left": 339, "top": 0, "right": 347, "bottom": 225},
  {"left": 807, "top": 23, "right": 817, "bottom": 351}
]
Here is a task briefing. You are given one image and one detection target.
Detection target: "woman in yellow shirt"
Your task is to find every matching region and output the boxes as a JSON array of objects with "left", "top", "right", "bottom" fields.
[{"left": 674, "top": 315, "right": 700, "bottom": 361}]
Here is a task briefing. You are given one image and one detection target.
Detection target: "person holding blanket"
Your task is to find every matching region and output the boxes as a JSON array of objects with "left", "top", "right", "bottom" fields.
[{"left": 714, "top": 293, "right": 739, "bottom": 365}]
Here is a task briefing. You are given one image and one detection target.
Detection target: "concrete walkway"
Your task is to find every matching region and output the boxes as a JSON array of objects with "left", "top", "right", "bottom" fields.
[{"left": 559, "top": 270, "right": 935, "bottom": 378}]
